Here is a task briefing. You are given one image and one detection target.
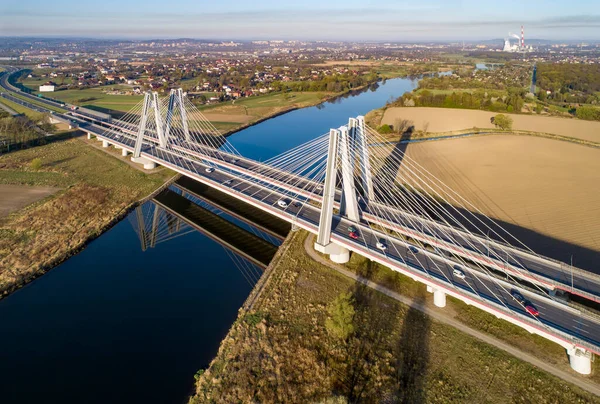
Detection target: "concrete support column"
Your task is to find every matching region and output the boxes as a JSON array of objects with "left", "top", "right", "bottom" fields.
[
  {"left": 131, "top": 156, "right": 157, "bottom": 170},
  {"left": 427, "top": 285, "right": 447, "bottom": 308},
  {"left": 121, "top": 148, "right": 128, "bottom": 157},
  {"left": 87, "top": 133, "right": 92, "bottom": 140},
  {"left": 314, "top": 242, "right": 350, "bottom": 264},
  {"left": 102, "top": 140, "right": 109, "bottom": 148},
  {"left": 567, "top": 347, "right": 592, "bottom": 375}
]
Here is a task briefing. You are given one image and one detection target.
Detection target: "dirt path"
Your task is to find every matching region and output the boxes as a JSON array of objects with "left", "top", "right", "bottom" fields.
[{"left": 303, "top": 234, "right": 600, "bottom": 397}]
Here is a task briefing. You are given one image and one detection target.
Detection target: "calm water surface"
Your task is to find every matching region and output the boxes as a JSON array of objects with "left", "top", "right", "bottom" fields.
[{"left": 0, "top": 77, "right": 418, "bottom": 404}]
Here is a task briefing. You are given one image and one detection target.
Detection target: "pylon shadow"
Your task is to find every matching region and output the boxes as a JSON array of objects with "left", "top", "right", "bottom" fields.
[{"left": 395, "top": 289, "right": 430, "bottom": 404}]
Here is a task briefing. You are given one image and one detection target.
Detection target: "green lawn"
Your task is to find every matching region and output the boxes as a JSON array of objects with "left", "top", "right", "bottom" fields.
[{"left": 14, "top": 84, "right": 144, "bottom": 115}]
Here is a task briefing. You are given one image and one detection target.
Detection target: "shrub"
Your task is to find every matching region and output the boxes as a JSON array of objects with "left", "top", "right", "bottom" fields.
[
  {"left": 377, "top": 124, "right": 393, "bottom": 134},
  {"left": 492, "top": 114, "right": 513, "bottom": 130},
  {"left": 30, "top": 158, "right": 42, "bottom": 170}
]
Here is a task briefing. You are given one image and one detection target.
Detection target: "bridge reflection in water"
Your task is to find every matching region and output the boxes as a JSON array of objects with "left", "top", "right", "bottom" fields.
[{"left": 130, "top": 179, "right": 289, "bottom": 285}]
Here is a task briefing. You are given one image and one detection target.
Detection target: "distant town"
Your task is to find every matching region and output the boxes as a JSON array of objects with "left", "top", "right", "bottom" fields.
[{"left": 0, "top": 37, "right": 598, "bottom": 104}]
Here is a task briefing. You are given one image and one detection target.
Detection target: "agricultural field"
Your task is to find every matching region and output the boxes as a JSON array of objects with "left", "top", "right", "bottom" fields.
[
  {"left": 381, "top": 107, "right": 600, "bottom": 143},
  {"left": 390, "top": 135, "right": 600, "bottom": 270}
]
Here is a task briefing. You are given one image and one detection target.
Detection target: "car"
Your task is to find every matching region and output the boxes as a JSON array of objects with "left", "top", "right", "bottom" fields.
[
  {"left": 511, "top": 290, "right": 526, "bottom": 304},
  {"left": 277, "top": 200, "right": 288, "bottom": 208},
  {"left": 223, "top": 179, "right": 233, "bottom": 185},
  {"left": 347, "top": 225, "right": 357, "bottom": 233},
  {"left": 230, "top": 158, "right": 238, "bottom": 163},
  {"left": 525, "top": 304, "right": 540, "bottom": 317},
  {"left": 452, "top": 266, "right": 466, "bottom": 280},
  {"left": 349, "top": 231, "right": 359, "bottom": 240},
  {"left": 293, "top": 201, "right": 302, "bottom": 207},
  {"left": 376, "top": 240, "right": 387, "bottom": 251},
  {"left": 408, "top": 246, "right": 419, "bottom": 254},
  {"left": 205, "top": 167, "right": 215, "bottom": 173}
]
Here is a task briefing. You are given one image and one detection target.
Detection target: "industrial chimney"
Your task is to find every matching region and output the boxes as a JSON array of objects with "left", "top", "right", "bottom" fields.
[{"left": 521, "top": 25, "right": 525, "bottom": 49}]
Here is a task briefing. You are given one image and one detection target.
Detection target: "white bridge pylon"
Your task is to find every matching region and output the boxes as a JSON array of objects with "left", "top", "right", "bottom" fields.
[{"left": 315, "top": 116, "right": 370, "bottom": 263}]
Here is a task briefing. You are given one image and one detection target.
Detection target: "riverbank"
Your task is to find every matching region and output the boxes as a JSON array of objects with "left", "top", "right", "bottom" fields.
[
  {"left": 0, "top": 135, "right": 176, "bottom": 299},
  {"left": 191, "top": 230, "right": 600, "bottom": 402}
]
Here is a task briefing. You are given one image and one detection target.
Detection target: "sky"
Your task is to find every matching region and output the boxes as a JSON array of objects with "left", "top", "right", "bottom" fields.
[{"left": 0, "top": 0, "right": 599, "bottom": 41}]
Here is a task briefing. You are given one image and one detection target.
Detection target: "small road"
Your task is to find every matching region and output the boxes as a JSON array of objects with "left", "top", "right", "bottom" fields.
[{"left": 303, "top": 233, "right": 600, "bottom": 397}]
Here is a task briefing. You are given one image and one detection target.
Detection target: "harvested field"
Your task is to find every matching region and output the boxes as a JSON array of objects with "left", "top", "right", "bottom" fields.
[
  {"left": 392, "top": 135, "right": 600, "bottom": 270},
  {"left": 0, "top": 184, "right": 59, "bottom": 217},
  {"left": 382, "top": 107, "right": 600, "bottom": 142}
]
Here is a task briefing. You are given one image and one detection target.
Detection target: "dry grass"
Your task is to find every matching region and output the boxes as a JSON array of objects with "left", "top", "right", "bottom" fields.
[
  {"left": 191, "top": 231, "right": 600, "bottom": 403},
  {"left": 0, "top": 138, "right": 174, "bottom": 297},
  {"left": 389, "top": 135, "right": 600, "bottom": 270},
  {"left": 382, "top": 107, "right": 600, "bottom": 143}
]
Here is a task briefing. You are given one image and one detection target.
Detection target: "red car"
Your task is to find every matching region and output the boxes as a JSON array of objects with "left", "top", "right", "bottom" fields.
[
  {"left": 349, "top": 231, "right": 359, "bottom": 240},
  {"left": 525, "top": 305, "right": 539, "bottom": 317}
]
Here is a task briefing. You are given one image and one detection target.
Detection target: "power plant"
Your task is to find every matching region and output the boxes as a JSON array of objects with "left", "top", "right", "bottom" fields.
[{"left": 503, "top": 25, "right": 533, "bottom": 52}]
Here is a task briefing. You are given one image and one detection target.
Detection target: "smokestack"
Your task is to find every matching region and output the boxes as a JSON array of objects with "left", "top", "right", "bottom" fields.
[{"left": 521, "top": 25, "right": 524, "bottom": 48}]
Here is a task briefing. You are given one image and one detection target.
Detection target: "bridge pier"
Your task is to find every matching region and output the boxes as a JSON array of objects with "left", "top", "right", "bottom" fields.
[
  {"left": 121, "top": 148, "right": 128, "bottom": 157},
  {"left": 427, "top": 285, "right": 447, "bottom": 308},
  {"left": 87, "top": 132, "right": 93, "bottom": 140},
  {"left": 314, "top": 242, "right": 350, "bottom": 264},
  {"left": 131, "top": 156, "right": 157, "bottom": 170},
  {"left": 567, "top": 347, "right": 592, "bottom": 375},
  {"left": 102, "top": 140, "right": 109, "bottom": 148}
]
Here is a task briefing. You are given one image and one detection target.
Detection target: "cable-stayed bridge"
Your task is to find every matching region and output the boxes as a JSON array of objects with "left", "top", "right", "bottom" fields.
[{"left": 3, "top": 82, "right": 600, "bottom": 374}]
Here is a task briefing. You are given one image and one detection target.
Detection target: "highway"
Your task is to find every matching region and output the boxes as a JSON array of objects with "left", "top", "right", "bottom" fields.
[
  {"left": 79, "top": 119, "right": 600, "bottom": 355},
  {"left": 2, "top": 67, "right": 600, "bottom": 356}
]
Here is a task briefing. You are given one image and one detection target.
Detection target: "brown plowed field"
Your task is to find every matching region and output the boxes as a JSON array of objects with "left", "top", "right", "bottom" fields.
[
  {"left": 382, "top": 107, "right": 600, "bottom": 143},
  {"left": 393, "top": 135, "right": 600, "bottom": 269}
]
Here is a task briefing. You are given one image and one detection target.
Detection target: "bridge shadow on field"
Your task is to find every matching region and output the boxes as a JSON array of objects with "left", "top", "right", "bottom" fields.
[
  {"left": 342, "top": 261, "right": 431, "bottom": 403},
  {"left": 395, "top": 290, "right": 430, "bottom": 404}
]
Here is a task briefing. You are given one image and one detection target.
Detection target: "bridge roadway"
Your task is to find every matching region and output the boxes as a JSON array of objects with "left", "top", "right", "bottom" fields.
[
  {"left": 159, "top": 136, "right": 600, "bottom": 305},
  {"left": 77, "top": 121, "right": 600, "bottom": 355},
  {"left": 0, "top": 68, "right": 597, "bottom": 304},
  {"left": 3, "top": 69, "right": 600, "bottom": 354}
]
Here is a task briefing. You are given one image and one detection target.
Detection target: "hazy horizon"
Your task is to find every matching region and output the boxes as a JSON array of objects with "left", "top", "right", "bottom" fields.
[{"left": 1, "top": 0, "right": 599, "bottom": 41}]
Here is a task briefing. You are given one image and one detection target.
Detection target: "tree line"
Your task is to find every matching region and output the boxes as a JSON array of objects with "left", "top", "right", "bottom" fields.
[{"left": 393, "top": 87, "right": 526, "bottom": 113}]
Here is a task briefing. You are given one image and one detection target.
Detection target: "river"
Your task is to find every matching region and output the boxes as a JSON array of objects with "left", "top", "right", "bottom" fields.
[{"left": 0, "top": 76, "right": 419, "bottom": 404}]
